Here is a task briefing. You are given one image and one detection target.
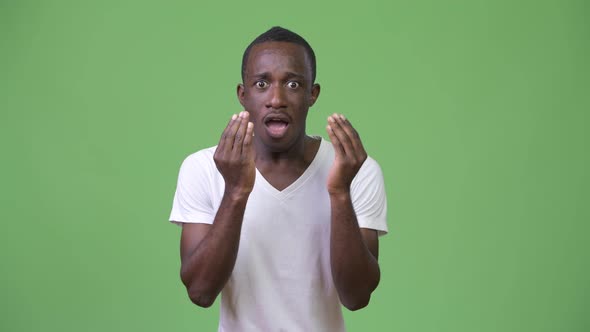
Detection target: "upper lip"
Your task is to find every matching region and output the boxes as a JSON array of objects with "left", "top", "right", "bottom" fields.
[{"left": 263, "top": 113, "right": 291, "bottom": 125}]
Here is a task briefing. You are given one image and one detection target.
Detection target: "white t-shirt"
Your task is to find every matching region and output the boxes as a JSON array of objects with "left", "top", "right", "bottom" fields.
[{"left": 170, "top": 137, "right": 388, "bottom": 332}]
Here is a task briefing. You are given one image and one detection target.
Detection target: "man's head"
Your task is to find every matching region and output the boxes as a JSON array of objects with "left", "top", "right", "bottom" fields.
[
  {"left": 241, "top": 26, "right": 317, "bottom": 84},
  {"left": 238, "top": 27, "right": 320, "bottom": 152}
]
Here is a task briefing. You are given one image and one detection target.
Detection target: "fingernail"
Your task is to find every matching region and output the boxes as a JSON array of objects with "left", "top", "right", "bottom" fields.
[
  {"left": 247, "top": 122, "right": 253, "bottom": 129},
  {"left": 328, "top": 116, "right": 334, "bottom": 122},
  {"left": 232, "top": 114, "right": 237, "bottom": 120},
  {"left": 339, "top": 114, "right": 346, "bottom": 120},
  {"left": 239, "top": 111, "right": 245, "bottom": 118}
]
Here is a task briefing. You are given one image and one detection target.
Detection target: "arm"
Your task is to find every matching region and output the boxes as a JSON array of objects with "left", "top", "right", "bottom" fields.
[
  {"left": 179, "top": 111, "right": 255, "bottom": 308},
  {"left": 326, "top": 113, "right": 381, "bottom": 311}
]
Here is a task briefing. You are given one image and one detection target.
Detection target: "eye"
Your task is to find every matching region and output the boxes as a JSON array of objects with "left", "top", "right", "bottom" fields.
[
  {"left": 255, "top": 81, "right": 268, "bottom": 89},
  {"left": 286, "top": 81, "right": 300, "bottom": 89}
]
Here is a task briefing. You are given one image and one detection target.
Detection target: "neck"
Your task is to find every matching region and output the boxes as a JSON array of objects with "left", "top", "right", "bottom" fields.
[{"left": 254, "top": 135, "right": 315, "bottom": 165}]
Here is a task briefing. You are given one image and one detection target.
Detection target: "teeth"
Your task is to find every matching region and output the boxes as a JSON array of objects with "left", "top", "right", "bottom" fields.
[{"left": 267, "top": 115, "right": 287, "bottom": 122}]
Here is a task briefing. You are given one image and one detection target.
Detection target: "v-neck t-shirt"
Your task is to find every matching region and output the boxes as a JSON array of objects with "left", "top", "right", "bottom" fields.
[{"left": 169, "top": 137, "right": 388, "bottom": 332}]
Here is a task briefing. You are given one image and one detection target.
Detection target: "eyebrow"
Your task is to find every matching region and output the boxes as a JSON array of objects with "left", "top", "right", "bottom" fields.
[
  {"left": 251, "top": 72, "right": 271, "bottom": 80},
  {"left": 284, "top": 72, "right": 305, "bottom": 80},
  {"left": 250, "top": 71, "right": 306, "bottom": 80}
]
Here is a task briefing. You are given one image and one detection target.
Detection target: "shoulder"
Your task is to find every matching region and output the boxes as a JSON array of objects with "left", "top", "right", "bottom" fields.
[
  {"left": 359, "top": 155, "right": 382, "bottom": 175},
  {"left": 179, "top": 145, "right": 217, "bottom": 168},
  {"left": 183, "top": 145, "right": 217, "bottom": 162},
  {"left": 176, "top": 145, "right": 219, "bottom": 180},
  {"left": 351, "top": 156, "right": 384, "bottom": 192},
  {"left": 319, "top": 136, "right": 382, "bottom": 176}
]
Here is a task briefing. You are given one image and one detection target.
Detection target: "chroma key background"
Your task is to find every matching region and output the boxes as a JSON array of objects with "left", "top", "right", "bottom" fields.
[{"left": 1, "top": 1, "right": 588, "bottom": 331}]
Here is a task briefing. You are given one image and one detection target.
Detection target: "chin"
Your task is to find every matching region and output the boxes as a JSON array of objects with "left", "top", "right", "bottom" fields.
[{"left": 257, "top": 133, "right": 300, "bottom": 153}]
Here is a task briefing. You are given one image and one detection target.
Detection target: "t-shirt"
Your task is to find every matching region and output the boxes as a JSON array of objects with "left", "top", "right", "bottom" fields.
[{"left": 169, "top": 137, "right": 388, "bottom": 332}]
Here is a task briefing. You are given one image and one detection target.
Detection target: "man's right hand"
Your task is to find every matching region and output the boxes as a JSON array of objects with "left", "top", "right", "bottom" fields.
[
  {"left": 181, "top": 111, "right": 255, "bottom": 307},
  {"left": 214, "top": 111, "right": 255, "bottom": 199}
]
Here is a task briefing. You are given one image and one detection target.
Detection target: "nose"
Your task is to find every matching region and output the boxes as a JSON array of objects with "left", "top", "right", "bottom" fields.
[{"left": 266, "top": 85, "right": 287, "bottom": 110}]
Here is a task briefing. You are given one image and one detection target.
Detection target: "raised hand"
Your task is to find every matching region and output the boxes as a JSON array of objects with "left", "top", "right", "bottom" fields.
[
  {"left": 326, "top": 113, "right": 367, "bottom": 195},
  {"left": 214, "top": 111, "right": 255, "bottom": 199}
]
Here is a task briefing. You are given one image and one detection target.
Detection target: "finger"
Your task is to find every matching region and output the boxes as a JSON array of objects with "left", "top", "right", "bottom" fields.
[
  {"left": 233, "top": 111, "right": 249, "bottom": 154},
  {"left": 326, "top": 122, "right": 345, "bottom": 157},
  {"left": 328, "top": 114, "right": 354, "bottom": 156},
  {"left": 336, "top": 114, "right": 365, "bottom": 155},
  {"left": 224, "top": 112, "right": 245, "bottom": 153},
  {"left": 217, "top": 113, "right": 238, "bottom": 155},
  {"left": 242, "top": 121, "right": 254, "bottom": 157}
]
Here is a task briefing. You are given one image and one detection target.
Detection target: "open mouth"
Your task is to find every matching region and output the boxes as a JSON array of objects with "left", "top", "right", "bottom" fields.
[{"left": 264, "top": 115, "right": 290, "bottom": 138}]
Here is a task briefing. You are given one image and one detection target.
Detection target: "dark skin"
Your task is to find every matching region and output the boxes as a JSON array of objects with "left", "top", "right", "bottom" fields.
[{"left": 179, "top": 41, "right": 380, "bottom": 310}]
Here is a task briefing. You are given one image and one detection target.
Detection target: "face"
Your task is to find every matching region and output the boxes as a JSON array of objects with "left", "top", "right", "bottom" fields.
[{"left": 238, "top": 41, "right": 320, "bottom": 152}]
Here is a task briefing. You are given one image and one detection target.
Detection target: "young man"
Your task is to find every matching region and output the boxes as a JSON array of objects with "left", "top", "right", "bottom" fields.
[{"left": 169, "top": 26, "right": 388, "bottom": 331}]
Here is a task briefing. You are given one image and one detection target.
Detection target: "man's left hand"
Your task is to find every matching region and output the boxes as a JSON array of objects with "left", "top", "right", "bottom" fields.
[{"left": 326, "top": 113, "right": 367, "bottom": 196}]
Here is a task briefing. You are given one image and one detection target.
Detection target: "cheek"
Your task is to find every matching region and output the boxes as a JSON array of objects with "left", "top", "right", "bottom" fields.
[
  {"left": 244, "top": 92, "right": 265, "bottom": 108},
  {"left": 292, "top": 89, "right": 312, "bottom": 104}
]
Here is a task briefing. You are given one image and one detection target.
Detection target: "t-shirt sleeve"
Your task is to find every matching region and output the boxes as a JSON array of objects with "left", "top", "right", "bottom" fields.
[
  {"left": 350, "top": 156, "right": 389, "bottom": 236},
  {"left": 169, "top": 150, "right": 217, "bottom": 226}
]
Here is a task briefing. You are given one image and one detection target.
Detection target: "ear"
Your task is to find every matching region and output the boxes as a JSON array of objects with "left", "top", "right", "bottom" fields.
[
  {"left": 309, "top": 83, "right": 321, "bottom": 107},
  {"left": 237, "top": 83, "right": 245, "bottom": 107}
]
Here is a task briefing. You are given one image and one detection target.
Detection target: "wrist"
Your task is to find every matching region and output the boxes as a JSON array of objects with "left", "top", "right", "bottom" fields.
[
  {"left": 328, "top": 190, "right": 351, "bottom": 201},
  {"left": 224, "top": 187, "right": 252, "bottom": 202}
]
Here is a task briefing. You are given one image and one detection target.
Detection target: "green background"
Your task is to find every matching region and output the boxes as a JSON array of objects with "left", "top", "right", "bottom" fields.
[{"left": 1, "top": 0, "right": 589, "bottom": 331}]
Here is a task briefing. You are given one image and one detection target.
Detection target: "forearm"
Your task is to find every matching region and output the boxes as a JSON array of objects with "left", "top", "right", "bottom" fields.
[
  {"left": 330, "top": 192, "right": 380, "bottom": 310},
  {"left": 180, "top": 191, "right": 249, "bottom": 306}
]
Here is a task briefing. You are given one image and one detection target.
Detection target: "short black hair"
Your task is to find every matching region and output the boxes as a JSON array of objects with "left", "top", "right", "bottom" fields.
[{"left": 241, "top": 26, "right": 317, "bottom": 83}]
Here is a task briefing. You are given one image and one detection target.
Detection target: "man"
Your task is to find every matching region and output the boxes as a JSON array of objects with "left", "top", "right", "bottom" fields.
[{"left": 169, "top": 26, "right": 388, "bottom": 331}]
